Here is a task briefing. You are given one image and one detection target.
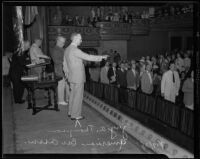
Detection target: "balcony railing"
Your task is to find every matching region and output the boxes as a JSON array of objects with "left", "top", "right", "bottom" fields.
[{"left": 84, "top": 80, "right": 194, "bottom": 152}]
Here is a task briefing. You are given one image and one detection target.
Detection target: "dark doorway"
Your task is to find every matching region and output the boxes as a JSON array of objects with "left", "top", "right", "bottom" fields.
[
  {"left": 186, "top": 37, "right": 193, "bottom": 50},
  {"left": 170, "top": 36, "right": 182, "bottom": 51},
  {"left": 3, "top": 5, "right": 15, "bottom": 55}
]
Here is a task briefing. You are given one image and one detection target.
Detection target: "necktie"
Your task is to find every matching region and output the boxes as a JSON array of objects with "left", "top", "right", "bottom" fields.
[{"left": 173, "top": 72, "right": 175, "bottom": 83}]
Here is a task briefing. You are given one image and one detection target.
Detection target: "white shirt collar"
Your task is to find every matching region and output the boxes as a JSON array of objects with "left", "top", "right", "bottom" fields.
[{"left": 71, "top": 42, "right": 77, "bottom": 47}]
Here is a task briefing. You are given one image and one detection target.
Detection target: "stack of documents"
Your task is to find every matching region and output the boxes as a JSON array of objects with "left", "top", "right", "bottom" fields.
[{"left": 21, "top": 75, "right": 39, "bottom": 81}]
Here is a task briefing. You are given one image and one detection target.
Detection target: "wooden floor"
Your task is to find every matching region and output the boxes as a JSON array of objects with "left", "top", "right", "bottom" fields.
[{"left": 2, "top": 86, "right": 153, "bottom": 154}]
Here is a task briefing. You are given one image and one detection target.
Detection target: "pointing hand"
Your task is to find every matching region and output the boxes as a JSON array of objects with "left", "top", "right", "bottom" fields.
[{"left": 102, "top": 55, "right": 109, "bottom": 59}]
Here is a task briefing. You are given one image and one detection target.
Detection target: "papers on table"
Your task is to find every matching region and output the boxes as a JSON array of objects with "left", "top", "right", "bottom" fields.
[{"left": 21, "top": 75, "right": 39, "bottom": 81}]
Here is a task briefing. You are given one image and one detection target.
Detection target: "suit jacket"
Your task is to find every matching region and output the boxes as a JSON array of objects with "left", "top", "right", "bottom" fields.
[
  {"left": 50, "top": 46, "right": 65, "bottom": 78},
  {"left": 64, "top": 44, "right": 102, "bottom": 84},
  {"left": 126, "top": 69, "right": 139, "bottom": 89},
  {"left": 141, "top": 71, "right": 153, "bottom": 94},
  {"left": 161, "top": 70, "right": 180, "bottom": 96},
  {"left": 182, "top": 78, "right": 193, "bottom": 106},
  {"left": 107, "top": 67, "right": 117, "bottom": 83},
  {"left": 89, "top": 67, "right": 100, "bottom": 82},
  {"left": 116, "top": 69, "right": 127, "bottom": 88},
  {"left": 9, "top": 51, "right": 31, "bottom": 78},
  {"left": 100, "top": 66, "right": 109, "bottom": 84}
]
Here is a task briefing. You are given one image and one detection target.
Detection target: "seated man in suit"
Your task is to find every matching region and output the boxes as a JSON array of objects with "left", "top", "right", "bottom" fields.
[
  {"left": 127, "top": 62, "right": 140, "bottom": 90},
  {"left": 30, "top": 38, "right": 50, "bottom": 75},
  {"left": 141, "top": 63, "right": 153, "bottom": 94}
]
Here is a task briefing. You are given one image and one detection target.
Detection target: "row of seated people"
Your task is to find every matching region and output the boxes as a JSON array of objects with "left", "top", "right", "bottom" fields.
[{"left": 87, "top": 49, "right": 193, "bottom": 110}]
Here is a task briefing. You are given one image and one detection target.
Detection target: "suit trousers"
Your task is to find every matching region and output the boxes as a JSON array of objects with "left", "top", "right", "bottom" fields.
[
  {"left": 58, "top": 78, "right": 69, "bottom": 103},
  {"left": 68, "top": 83, "right": 84, "bottom": 118},
  {"left": 10, "top": 73, "right": 25, "bottom": 102}
]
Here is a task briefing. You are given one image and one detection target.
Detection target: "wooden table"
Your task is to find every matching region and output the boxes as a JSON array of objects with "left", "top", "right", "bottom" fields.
[{"left": 23, "top": 78, "right": 61, "bottom": 115}]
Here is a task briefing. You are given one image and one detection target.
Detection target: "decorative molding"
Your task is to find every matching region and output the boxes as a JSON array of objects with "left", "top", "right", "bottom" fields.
[
  {"left": 96, "top": 22, "right": 150, "bottom": 39},
  {"left": 48, "top": 26, "right": 100, "bottom": 48},
  {"left": 150, "top": 13, "right": 193, "bottom": 31},
  {"left": 83, "top": 91, "right": 193, "bottom": 158},
  {"left": 48, "top": 26, "right": 100, "bottom": 39}
]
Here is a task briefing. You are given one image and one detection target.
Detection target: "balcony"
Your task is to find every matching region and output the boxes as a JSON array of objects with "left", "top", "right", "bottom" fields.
[
  {"left": 48, "top": 26, "right": 100, "bottom": 48},
  {"left": 96, "top": 21, "right": 150, "bottom": 40}
]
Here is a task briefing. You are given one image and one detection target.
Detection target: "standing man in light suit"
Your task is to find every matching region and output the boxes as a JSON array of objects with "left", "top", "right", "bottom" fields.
[
  {"left": 161, "top": 61, "right": 180, "bottom": 103},
  {"left": 64, "top": 33, "right": 108, "bottom": 120}
]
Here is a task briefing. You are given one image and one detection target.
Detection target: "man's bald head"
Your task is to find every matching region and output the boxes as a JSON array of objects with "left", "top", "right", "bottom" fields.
[
  {"left": 56, "top": 36, "right": 66, "bottom": 48},
  {"left": 70, "top": 33, "right": 82, "bottom": 46},
  {"left": 70, "top": 33, "right": 80, "bottom": 41}
]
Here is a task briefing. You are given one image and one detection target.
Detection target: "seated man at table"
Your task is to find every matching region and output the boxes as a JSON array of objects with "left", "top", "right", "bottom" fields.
[
  {"left": 50, "top": 36, "right": 69, "bottom": 105},
  {"left": 30, "top": 38, "right": 50, "bottom": 75}
]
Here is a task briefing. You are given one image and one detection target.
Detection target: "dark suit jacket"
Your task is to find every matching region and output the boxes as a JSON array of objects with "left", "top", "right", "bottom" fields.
[
  {"left": 116, "top": 69, "right": 127, "bottom": 88},
  {"left": 9, "top": 51, "right": 31, "bottom": 78},
  {"left": 107, "top": 67, "right": 117, "bottom": 83},
  {"left": 126, "top": 69, "right": 139, "bottom": 88},
  {"left": 50, "top": 46, "right": 65, "bottom": 78}
]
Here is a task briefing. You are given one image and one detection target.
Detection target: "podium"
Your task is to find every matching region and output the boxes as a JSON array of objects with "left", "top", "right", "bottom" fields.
[
  {"left": 22, "top": 77, "right": 61, "bottom": 115},
  {"left": 26, "top": 59, "right": 51, "bottom": 76},
  {"left": 22, "top": 59, "right": 60, "bottom": 115}
]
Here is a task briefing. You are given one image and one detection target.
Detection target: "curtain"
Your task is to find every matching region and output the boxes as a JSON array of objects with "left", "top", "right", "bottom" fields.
[{"left": 24, "top": 6, "right": 47, "bottom": 54}]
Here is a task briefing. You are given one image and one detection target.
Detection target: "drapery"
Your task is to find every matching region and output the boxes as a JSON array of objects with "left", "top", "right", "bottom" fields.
[
  {"left": 13, "top": 6, "right": 23, "bottom": 55},
  {"left": 24, "top": 6, "right": 38, "bottom": 25},
  {"left": 24, "top": 6, "right": 47, "bottom": 54}
]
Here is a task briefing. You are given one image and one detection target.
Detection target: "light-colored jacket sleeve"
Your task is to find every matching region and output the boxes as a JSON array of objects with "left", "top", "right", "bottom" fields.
[
  {"left": 126, "top": 71, "right": 131, "bottom": 87},
  {"left": 175, "top": 71, "right": 180, "bottom": 95},
  {"left": 161, "top": 73, "right": 166, "bottom": 94},
  {"left": 74, "top": 49, "right": 103, "bottom": 62},
  {"left": 63, "top": 54, "right": 69, "bottom": 78},
  {"left": 141, "top": 73, "right": 146, "bottom": 92}
]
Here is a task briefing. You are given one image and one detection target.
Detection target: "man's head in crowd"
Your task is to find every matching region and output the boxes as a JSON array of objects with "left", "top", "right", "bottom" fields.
[
  {"left": 131, "top": 59, "right": 136, "bottom": 65},
  {"left": 112, "top": 62, "right": 117, "bottom": 68},
  {"left": 169, "top": 61, "right": 175, "bottom": 72},
  {"left": 105, "top": 61, "right": 110, "bottom": 67},
  {"left": 34, "top": 38, "right": 42, "bottom": 47},
  {"left": 120, "top": 62, "right": 125, "bottom": 69},
  {"left": 56, "top": 36, "right": 66, "bottom": 48},
  {"left": 146, "top": 63, "right": 152, "bottom": 72},
  {"left": 131, "top": 62, "right": 136, "bottom": 70}
]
